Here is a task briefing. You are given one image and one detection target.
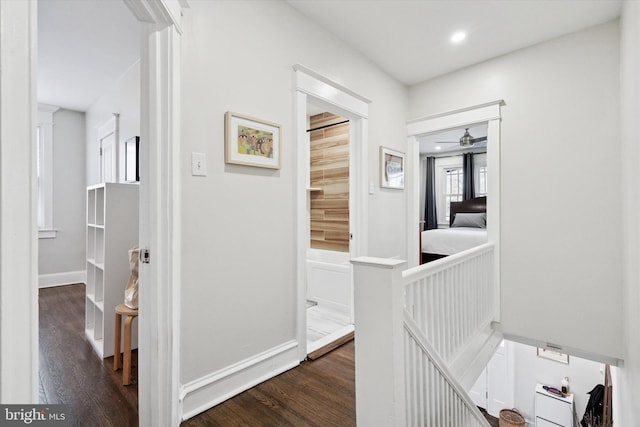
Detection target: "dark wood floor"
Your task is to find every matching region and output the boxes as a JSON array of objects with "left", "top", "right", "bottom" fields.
[
  {"left": 39, "top": 283, "right": 138, "bottom": 426},
  {"left": 479, "top": 407, "right": 500, "bottom": 427},
  {"left": 40, "top": 283, "right": 497, "bottom": 426},
  {"left": 182, "top": 341, "right": 356, "bottom": 426}
]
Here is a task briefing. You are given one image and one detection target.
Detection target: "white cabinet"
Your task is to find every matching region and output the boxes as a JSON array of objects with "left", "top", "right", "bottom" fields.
[
  {"left": 535, "top": 383, "right": 574, "bottom": 427},
  {"left": 86, "top": 183, "right": 139, "bottom": 358}
]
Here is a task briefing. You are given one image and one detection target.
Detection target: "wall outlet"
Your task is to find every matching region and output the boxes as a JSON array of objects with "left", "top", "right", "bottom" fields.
[{"left": 191, "top": 152, "right": 207, "bottom": 176}]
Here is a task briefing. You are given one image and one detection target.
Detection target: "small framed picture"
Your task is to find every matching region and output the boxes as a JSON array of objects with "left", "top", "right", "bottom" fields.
[
  {"left": 380, "top": 146, "right": 404, "bottom": 189},
  {"left": 225, "top": 111, "right": 281, "bottom": 169},
  {"left": 537, "top": 347, "right": 569, "bottom": 364}
]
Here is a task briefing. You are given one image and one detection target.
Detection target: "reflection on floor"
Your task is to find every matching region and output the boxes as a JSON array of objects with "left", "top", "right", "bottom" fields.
[{"left": 306, "top": 303, "right": 352, "bottom": 354}]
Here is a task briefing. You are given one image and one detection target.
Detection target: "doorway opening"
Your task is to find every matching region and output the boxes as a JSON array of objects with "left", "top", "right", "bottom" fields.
[
  {"left": 37, "top": 0, "right": 143, "bottom": 422},
  {"left": 294, "top": 65, "right": 370, "bottom": 361},
  {"left": 306, "top": 109, "right": 354, "bottom": 358},
  {"left": 416, "top": 124, "right": 489, "bottom": 264},
  {"left": 406, "top": 100, "right": 503, "bottom": 317}
]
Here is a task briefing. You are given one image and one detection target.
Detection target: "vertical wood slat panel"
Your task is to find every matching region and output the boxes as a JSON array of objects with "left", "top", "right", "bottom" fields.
[{"left": 309, "top": 113, "right": 350, "bottom": 252}]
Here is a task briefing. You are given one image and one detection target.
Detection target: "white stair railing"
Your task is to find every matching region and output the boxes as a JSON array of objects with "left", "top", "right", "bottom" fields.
[
  {"left": 352, "top": 244, "right": 497, "bottom": 427},
  {"left": 404, "top": 314, "right": 490, "bottom": 427},
  {"left": 404, "top": 243, "right": 495, "bottom": 365}
]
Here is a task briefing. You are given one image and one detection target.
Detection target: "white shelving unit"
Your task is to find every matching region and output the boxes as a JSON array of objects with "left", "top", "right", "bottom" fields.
[{"left": 86, "top": 183, "right": 139, "bottom": 358}]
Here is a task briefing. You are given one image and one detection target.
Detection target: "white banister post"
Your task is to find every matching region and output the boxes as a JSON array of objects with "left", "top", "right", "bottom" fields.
[{"left": 352, "top": 257, "right": 407, "bottom": 427}]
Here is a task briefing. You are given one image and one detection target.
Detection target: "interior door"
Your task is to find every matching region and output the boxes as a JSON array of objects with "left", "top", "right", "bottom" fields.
[
  {"left": 487, "top": 340, "right": 511, "bottom": 417},
  {"left": 469, "top": 367, "right": 488, "bottom": 409},
  {"left": 100, "top": 132, "right": 116, "bottom": 183}
]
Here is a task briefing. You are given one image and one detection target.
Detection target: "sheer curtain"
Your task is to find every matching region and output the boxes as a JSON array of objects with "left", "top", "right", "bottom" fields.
[
  {"left": 463, "top": 152, "right": 475, "bottom": 200},
  {"left": 424, "top": 156, "right": 438, "bottom": 230}
]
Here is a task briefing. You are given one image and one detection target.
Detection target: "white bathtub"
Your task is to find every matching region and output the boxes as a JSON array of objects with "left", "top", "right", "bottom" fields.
[{"left": 306, "top": 248, "right": 351, "bottom": 315}]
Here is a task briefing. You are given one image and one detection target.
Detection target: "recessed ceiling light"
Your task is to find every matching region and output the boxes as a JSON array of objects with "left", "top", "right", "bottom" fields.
[
  {"left": 435, "top": 146, "right": 442, "bottom": 150},
  {"left": 451, "top": 31, "right": 466, "bottom": 44}
]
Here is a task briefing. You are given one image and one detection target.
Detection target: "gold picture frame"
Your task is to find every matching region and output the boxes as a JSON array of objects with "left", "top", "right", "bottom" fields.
[{"left": 225, "top": 111, "right": 281, "bottom": 169}]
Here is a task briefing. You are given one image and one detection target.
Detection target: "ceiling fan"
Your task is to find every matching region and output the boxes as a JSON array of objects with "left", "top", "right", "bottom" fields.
[{"left": 435, "top": 128, "right": 487, "bottom": 147}]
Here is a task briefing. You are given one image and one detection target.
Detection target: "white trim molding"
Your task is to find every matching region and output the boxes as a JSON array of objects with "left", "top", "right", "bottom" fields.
[
  {"left": 127, "top": 0, "right": 184, "bottom": 425},
  {"left": 38, "top": 270, "right": 86, "bottom": 288},
  {"left": 37, "top": 103, "right": 60, "bottom": 234},
  {"left": 180, "top": 341, "right": 299, "bottom": 421},
  {"left": 293, "top": 65, "right": 370, "bottom": 361},
  {"left": 0, "top": 0, "right": 39, "bottom": 403}
]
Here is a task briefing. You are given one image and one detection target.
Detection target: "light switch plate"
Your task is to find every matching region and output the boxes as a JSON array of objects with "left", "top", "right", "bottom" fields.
[{"left": 191, "top": 152, "right": 207, "bottom": 176}]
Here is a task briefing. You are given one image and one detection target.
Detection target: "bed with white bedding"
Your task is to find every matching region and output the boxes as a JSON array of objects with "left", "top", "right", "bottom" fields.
[
  {"left": 421, "top": 227, "right": 487, "bottom": 256},
  {"left": 421, "top": 196, "right": 487, "bottom": 263}
]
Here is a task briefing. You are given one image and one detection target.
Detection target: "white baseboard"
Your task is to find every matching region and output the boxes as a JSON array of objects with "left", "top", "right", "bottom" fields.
[
  {"left": 38, "top": 270, "right": 86, "bottom": 288},
  {"left": 180, "top": 340, "right": 299, "bottom": 421}
]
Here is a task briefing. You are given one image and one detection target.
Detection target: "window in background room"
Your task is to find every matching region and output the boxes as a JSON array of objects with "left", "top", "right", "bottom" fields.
[
  {"left": 444, "top": 167, "right": 463, "bottom": 222},
  {"left": 37, "top": 104, "right": 59, "bottom": 239},
  {"left": 474, "top": 153, "right": 488, "bottom": 197}
]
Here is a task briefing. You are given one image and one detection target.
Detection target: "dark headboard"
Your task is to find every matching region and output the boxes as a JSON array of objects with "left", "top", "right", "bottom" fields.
[{"left": 449, "top": 197, "right": 487, "bottom": 227}]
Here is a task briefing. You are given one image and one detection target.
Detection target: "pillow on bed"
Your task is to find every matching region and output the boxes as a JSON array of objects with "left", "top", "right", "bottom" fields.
[{"left": 451, "top": 212, "right": 486, "bottom": 228}]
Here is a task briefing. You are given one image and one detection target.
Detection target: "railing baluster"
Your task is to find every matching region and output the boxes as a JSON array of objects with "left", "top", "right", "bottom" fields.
[
  {"left": 399, "top": 244, "right": 494, "bottom": 426},
  {"left": 355, "top": 245, "right": 494, "bottom": 426}
]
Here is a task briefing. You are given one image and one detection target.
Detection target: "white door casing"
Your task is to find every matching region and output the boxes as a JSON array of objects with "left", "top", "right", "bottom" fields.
[
  {"left": 125, "top": 0, "right": 184, "bottom": 424},
  {"left": 487, "top": 341, "right": 512, "bottom": 417},
  {"left": 0, "top": 0, "right": 39, "bottom": 403},
  {"left": 294, "top": 65, "right": 370, "bottom": 361},
  {"left": 468, "top": 340, "right": 514, "bottom": 417},
  {"left": 98, "top": 114, "right": 119, "bottom": 183},
  {"left": 469, "top": 367, "right": 488, "bottom": 409},
  {"left": 406, "top": 100, "right": 503, "bottom": 320}
]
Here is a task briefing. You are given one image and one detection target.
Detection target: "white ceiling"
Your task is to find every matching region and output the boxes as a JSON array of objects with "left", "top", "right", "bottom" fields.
[
  {"left": 37, "top": 0, "right": 622, "bottom": 111},
  {"left": 38, "top": 0, "right": 140, "bottom": 112},
  {"left": 287, "top": 0, "right": 622, "bottom": 85},
  {"left": 418, "top": 124, "right": 487, "bottom": 155}
]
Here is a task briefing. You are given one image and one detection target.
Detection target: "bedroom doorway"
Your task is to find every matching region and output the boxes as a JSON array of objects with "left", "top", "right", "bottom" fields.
[
  {"left": 406, "top": 101, "right": 503, "bottom": 314},
  {"left": 417, "top": 125, "right": 488, "bottom": 263},
  {"left": 294, "top": 65, "right": 370, "bottom": 361}
]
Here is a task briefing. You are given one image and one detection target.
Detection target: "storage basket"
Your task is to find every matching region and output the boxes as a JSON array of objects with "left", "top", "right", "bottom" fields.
[{"left": 499, "top": 408, "right": 525, "bottom": 427}]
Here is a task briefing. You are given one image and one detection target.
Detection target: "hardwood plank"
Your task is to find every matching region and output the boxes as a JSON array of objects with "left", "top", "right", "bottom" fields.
[
  {"left": 324, "top": 210, "right": 349, "bottom": 221},
  {"left": 325, "top": 230, "right": 350, "bottom": 242},
  {"left": 310, "top": 157, "right": 349, "bottom": 170},
  {"left": 39, "top": 284, "right": 138, "bottom": 426},
  {"left": 310, "top": 209, "right": 324, "bottom": 220},
  {"left": 310, "top": 199, "right": 349, "bottom": 210},
  {"left": 310, "top": 220, "right": 349, "bottom": 232},
  {"left": 310, "top": 170, "right": 324, "bottom": 181},
  {"left": 182, "top": 341, "right": 356, "bottom": 427},
  {"left": 324, "top": 166, "right": 349, "bottom": 180},
  {"left": 310, "top": 230, "right": 325, "bottom": 240}
]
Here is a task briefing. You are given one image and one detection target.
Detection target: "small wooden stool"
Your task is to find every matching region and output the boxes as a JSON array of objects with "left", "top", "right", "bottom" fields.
[{"left": 114, "top": 303, "right": 138, "bottom": 385}]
